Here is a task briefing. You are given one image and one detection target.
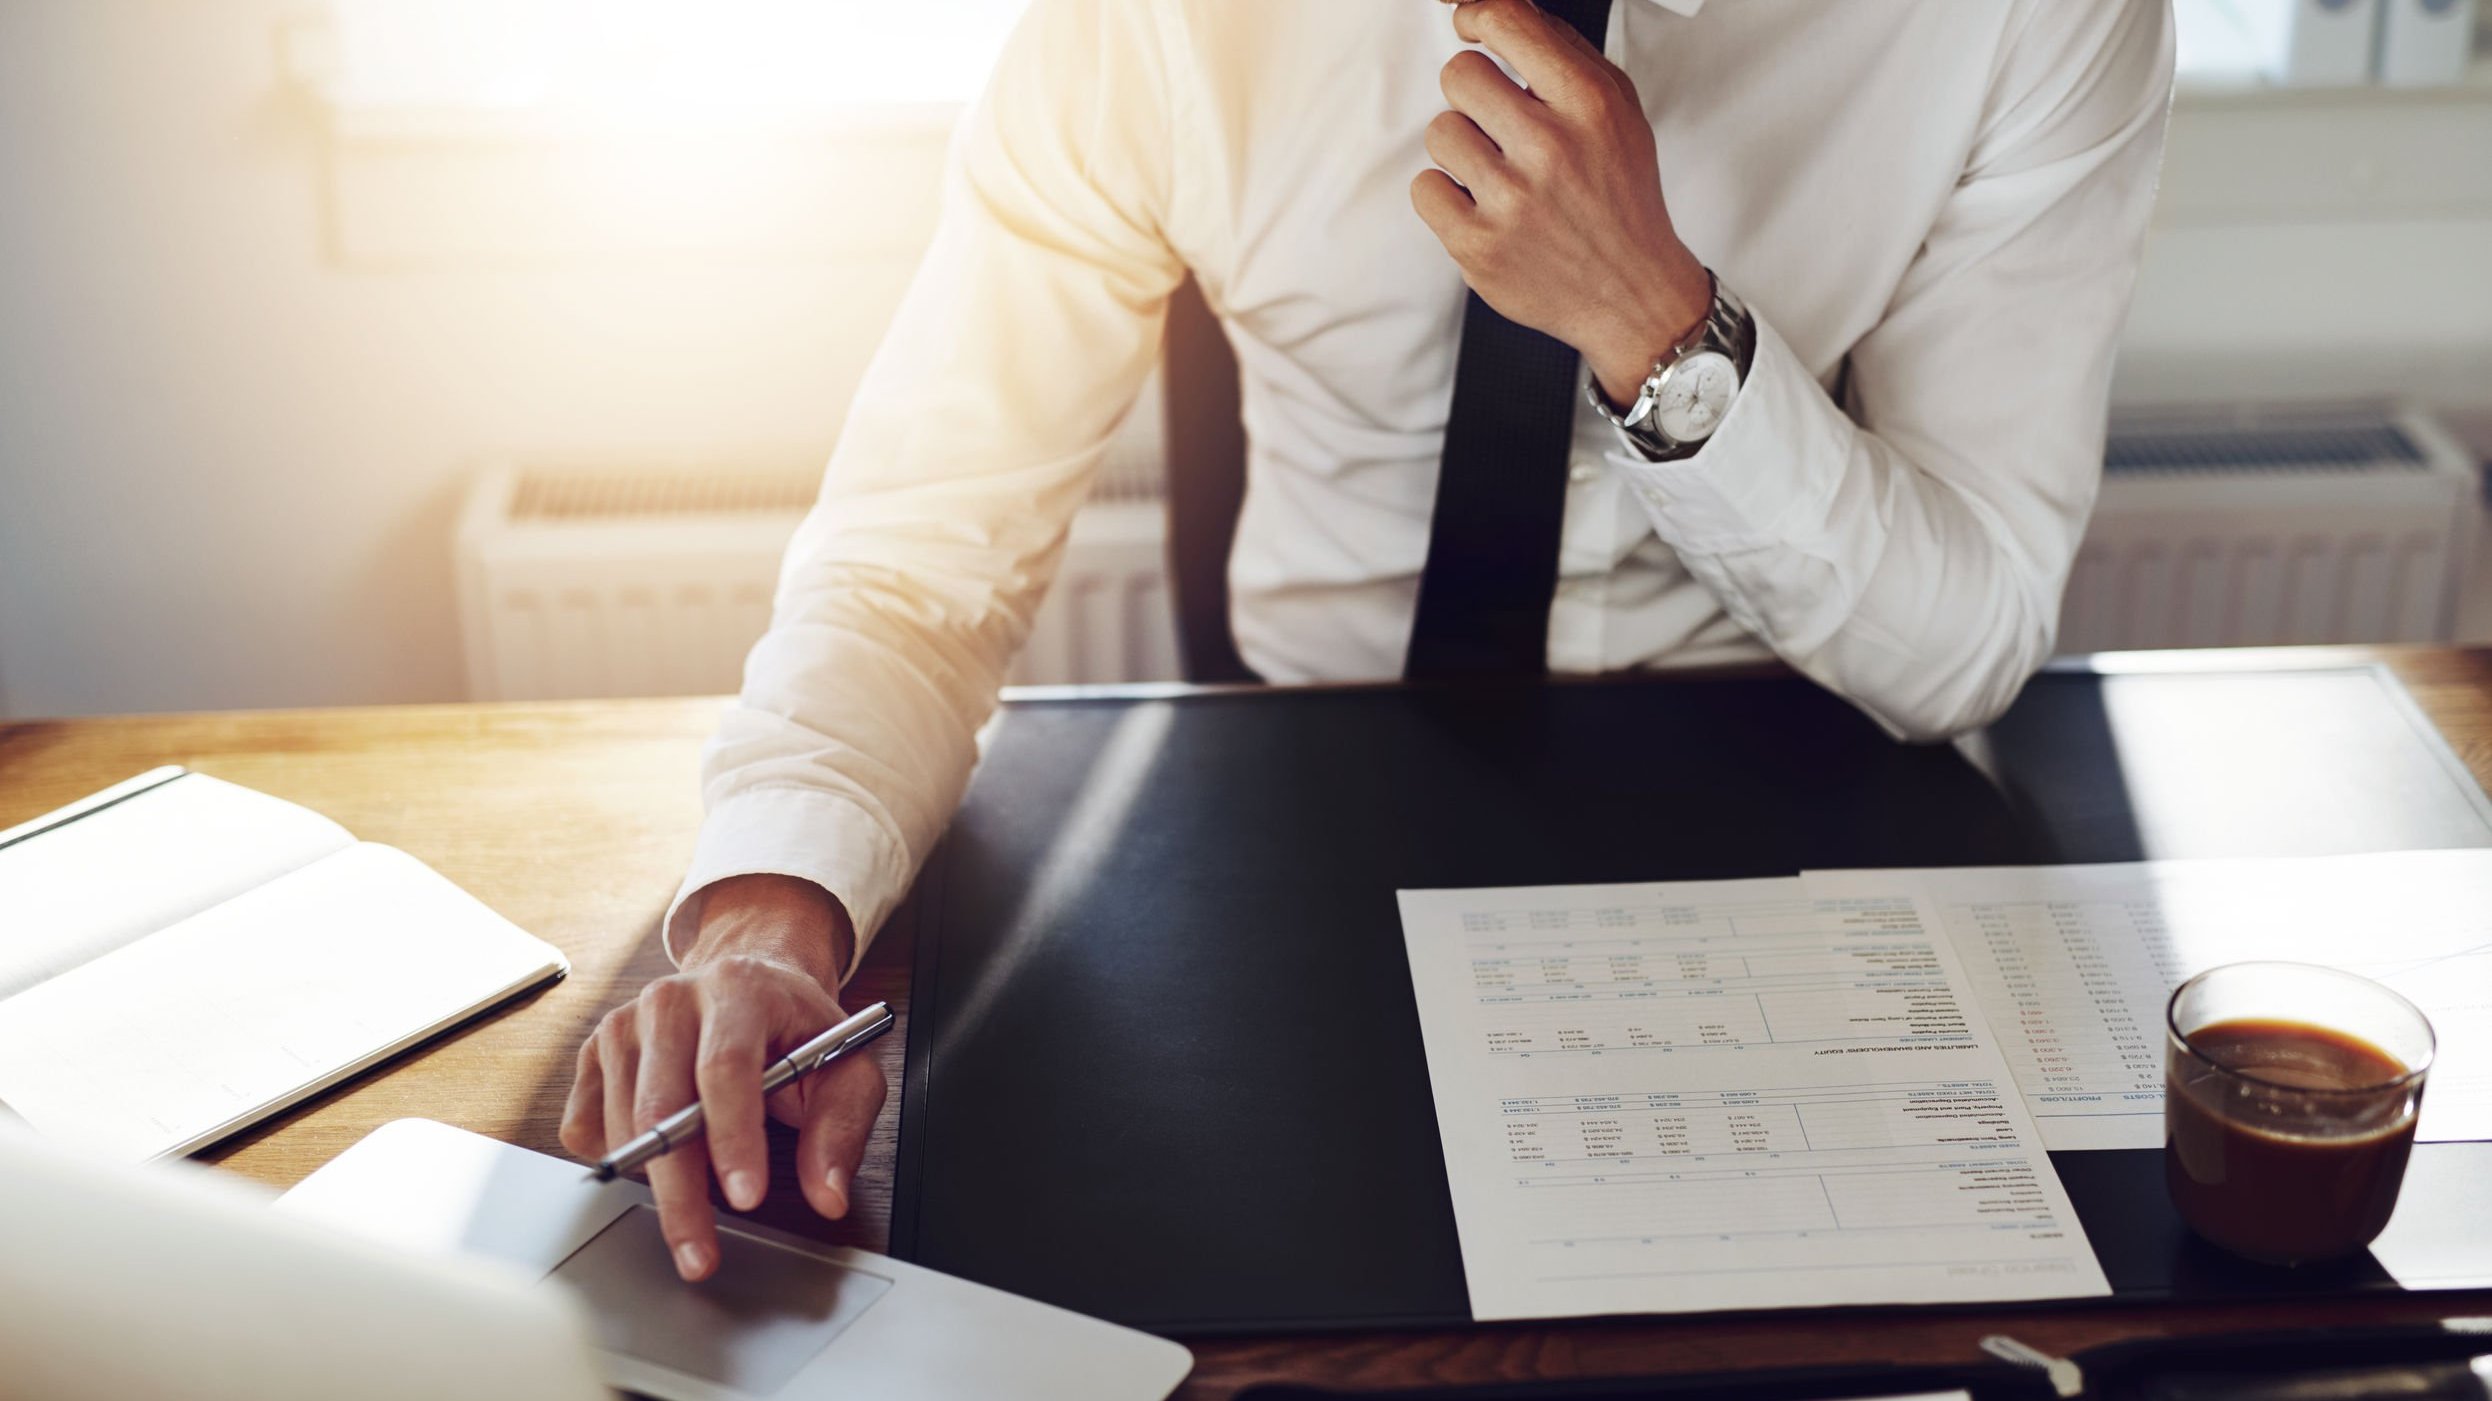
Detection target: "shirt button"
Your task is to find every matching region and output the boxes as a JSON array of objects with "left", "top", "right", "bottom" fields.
[{"left": 1568, "top": 462, "right": 1601, "bottom": 486}]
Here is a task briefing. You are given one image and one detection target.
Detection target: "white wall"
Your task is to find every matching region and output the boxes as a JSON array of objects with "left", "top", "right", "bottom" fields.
[
  {"left": 3, "top": 6, "right": 2488, "bottom": 718},
  {"left": 2113, "top": 80, "right": 2492, "bottom": 408},
  {"left": 0, "top": 0, "right": 921, "bottom": 717}
]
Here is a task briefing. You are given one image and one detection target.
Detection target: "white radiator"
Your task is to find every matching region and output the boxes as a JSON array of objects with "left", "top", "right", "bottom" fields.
[
  {"left": 2061, "top": 405, "right": 2481, "bottom": 653},
  {"left": 455, "top": 461, "right": 1178, "bottom": 701},
  {"left": 456, "top": 406, "right": 2483, "bottom": 701}
]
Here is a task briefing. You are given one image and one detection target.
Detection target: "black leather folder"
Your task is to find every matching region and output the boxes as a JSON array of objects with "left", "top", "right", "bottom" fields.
[{"left": 890, "top": 663, "right": 2492, "bottom": 1334}]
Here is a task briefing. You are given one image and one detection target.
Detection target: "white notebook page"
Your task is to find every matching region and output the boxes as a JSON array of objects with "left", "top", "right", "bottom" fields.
[
  {"left": 0, "top": 843, "right": 565, "bottom": 1161},
  {"left": 0, "top": 772, "right": 352, "bottom": 1000}
]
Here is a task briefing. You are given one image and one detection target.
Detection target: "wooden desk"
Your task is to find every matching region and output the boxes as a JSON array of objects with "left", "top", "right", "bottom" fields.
[{"left": 6, "top": 645, "right": 2490, "bottom": 1398}]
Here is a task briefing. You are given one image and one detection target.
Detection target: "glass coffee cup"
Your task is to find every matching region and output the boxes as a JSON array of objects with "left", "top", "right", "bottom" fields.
[{"left": 2164, "top": 961, "right": 2434, "bottom": 1266}]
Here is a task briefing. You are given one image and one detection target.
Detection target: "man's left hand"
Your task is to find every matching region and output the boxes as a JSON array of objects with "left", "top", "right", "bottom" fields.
[{"left": 1415, "top": 0, "right": 1712, "bottom": 408}]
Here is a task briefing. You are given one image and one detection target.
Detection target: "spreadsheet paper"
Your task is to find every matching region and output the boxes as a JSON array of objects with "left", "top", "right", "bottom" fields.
[
  {"left": 1398, "top": 877, "right": 2110, "bottom": 1322},
  {"left": 1809, "top": 851, "right": 2492, "bottom": 1151}
]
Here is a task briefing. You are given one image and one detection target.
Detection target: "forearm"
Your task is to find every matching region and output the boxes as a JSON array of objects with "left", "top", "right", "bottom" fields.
[
  {"left": 1621, "top": 32, "right": 2171, "bottom": 740},
  {"left": 668, "top": 545, "right": 1055, "bottom": 979},
  {"left": 666, "top": 0, "right": 1185, "bottom": 976},
  {"left": 1615, "top": 311, "right": 2094, "bottom": 742},
  {"left": 1765, "top": 436, "right": 2065, "bottom": 740},
  {"left": 1418, "top": 0, "right": 2166, "bottom": 740},
  {"left": 1643, "top": 387, "right": 2072, "bottom": 744}
]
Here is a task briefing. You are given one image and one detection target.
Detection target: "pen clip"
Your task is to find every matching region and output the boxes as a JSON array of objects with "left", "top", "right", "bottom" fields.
[
  {"left": 795, "top": 1036, "right": 850, "bottom": 1074},
  {"left": 797, "top": 1007, "right": 892, "bottom": 1073}
]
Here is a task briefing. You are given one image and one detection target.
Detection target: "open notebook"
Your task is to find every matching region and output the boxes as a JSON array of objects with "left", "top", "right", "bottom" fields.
[{"left": 0, "top": 768, "right": 567, "bottom": 1161}]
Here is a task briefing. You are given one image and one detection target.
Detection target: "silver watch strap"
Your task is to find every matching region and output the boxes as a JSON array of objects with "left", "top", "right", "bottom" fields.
[{"left": 1589, "top": 271, "right": 1754, "bottom": 462}]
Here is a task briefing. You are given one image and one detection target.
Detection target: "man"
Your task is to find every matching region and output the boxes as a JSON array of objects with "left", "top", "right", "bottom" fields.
[{"left": 560, "top": 0, "right": 2175, "bottom": 1281}]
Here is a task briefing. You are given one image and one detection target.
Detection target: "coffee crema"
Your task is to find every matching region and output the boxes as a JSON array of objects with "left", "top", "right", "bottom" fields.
[{"left": 2163, "top": 1017, "right": 2419, "bottom": 1265}]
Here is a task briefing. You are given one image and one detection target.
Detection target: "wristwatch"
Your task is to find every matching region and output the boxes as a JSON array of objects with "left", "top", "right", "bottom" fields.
[{"left": 1586, "top": 271, "right": 1756, "bottom": 463}]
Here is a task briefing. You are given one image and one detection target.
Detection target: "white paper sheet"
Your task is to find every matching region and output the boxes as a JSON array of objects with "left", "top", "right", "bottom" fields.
[
  {"left": 1819, "top": 851, "right": 2492, "bottom": 1151},
  {"left": 0, "top": 770, "right": 353, "bottom": 1000},
  {"left": 0, "top": 843, "right": 565, "bottom": 1161},
  {"left": 1399, "top": 877, "right": 2108, "bottom": 1322}
]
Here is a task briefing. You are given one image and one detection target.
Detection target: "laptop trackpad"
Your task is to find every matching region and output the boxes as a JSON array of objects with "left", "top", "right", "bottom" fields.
[{"left": 551, "top": 1206, "right": 894, "bottom": 1396}]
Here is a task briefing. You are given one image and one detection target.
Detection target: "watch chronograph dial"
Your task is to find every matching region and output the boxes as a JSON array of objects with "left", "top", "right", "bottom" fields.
[{"left": 1654, "top": 350, "right": 1737, "bottom": 444}]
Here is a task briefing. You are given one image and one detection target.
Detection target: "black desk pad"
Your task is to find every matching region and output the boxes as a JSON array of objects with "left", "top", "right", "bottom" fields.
[{"left": 890, "top": 665, "right": 2492, "bottom": 1333}]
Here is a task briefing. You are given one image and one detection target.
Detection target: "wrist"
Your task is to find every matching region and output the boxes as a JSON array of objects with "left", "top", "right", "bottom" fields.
[
  {"left": 683, "top": 873, "right": 855, "bottom": 991},
  {"left": 1586, "top": 250, "right": 1712, "bottom": 410}
]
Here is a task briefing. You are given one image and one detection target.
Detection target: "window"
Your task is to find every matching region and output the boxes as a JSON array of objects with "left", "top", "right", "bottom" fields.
[
  {"left": 301, "top": 0, "right": 1021, "bottom": 261},
  {"left": 325, "top": 0, "right": 1029, "bottom": 124}
]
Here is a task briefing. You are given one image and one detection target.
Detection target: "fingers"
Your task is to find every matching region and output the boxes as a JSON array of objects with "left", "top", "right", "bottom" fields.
[
  {"left": 783, "top": 1053, "right": 888, "bottom": 1224},
  {"left": 1525, "top": 2, "right": 1612, "bottom": 68},
  {"left": 1439, "top": 48, "right": 1542, "bottom": 154},
  {"left": 558, "top": 1032, "right": 604, "bottom": 1159},
  {"left": 1411, "top": 168, "right": 1478, "bottom": 247},
  {"left": 1450, "top": 0, "right": 1608, "bottom": 114},
  {"left": 596, "top": 1010, "right": 640, "bottom": 1159},
  {"left": 558, "top": 950, "right": 885, "bottom": 1282},
  {"left": 1424, "top": 109, "right": 1509, "bottom": 205},
  {"left": 634, "top": 981, "right": 720, "bottom": 1282},
  {"left": 695, "top": 996, "right": 771, "bottom": 1213},
  {"left": 576, "top": 1000, "right": 718, "bottom": 1280},
  {"left": 1537, "top": 15, "right": 1636, "bottom": 110}
]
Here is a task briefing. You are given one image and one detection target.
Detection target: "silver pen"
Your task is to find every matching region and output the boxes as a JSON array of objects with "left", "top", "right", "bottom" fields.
[{"left": 587, "top": 1001, "right": 895, "bottom": 1183}]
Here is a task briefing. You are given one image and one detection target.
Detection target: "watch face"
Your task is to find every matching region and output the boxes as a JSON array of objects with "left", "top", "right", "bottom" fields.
[{"left": 1654, "top": 351, "right": 1737, "bottom": 443}]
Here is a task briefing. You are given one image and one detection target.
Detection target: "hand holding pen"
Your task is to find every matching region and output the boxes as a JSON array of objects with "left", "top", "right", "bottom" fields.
[
  {"left": 560, "top": 876, "right": 889, "bottom": 1282},
  {"left": 588, "top": 1001, "right": 894, "bottom": 1184}
]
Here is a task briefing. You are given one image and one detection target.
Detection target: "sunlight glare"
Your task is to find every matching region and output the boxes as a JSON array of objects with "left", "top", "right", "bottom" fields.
[{"left": 329, "top": 0, "right": 1028, "bottom": 123}]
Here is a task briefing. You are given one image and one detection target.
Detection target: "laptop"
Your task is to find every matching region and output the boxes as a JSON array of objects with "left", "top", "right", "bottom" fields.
[{"left": 0, "top": 1123, "right": 611, "bottom": 1401}]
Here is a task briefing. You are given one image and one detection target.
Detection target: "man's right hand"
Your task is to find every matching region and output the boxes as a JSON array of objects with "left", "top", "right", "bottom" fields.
[{"left": 559, "top": 873, "right": 887, "bottom": 1283}]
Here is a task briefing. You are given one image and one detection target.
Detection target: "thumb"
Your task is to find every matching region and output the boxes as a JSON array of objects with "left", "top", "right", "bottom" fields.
[{"left": 776, "top": 1052, "right": 888, "bottom": 1222}]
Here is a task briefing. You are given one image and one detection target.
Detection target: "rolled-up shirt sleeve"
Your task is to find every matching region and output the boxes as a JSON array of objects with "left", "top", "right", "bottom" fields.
[
  {"left": 666, "top": 0, "right": 1185, "bottom": 976},
  {"left": 1614, "top": 0, "right": 2175, "bottom": 742}
]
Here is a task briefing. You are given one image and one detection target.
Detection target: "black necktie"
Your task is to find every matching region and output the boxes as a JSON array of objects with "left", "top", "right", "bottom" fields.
[{"left": 1405, "top": 0, "right": 1616, "bottom": 680}]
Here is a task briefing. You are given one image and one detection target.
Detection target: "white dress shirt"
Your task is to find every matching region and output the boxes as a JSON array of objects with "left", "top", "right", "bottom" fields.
[{"left": 668, "top": 0, "right": 2176, "bottom": 973}]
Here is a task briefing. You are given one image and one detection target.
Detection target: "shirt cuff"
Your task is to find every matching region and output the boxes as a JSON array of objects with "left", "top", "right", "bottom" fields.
[
  {"left": 662, "top": 785, "right": 914, "bottom": 986},
  {"left": 1607, "top": 310, "right": 1853, "bottom": 556}
]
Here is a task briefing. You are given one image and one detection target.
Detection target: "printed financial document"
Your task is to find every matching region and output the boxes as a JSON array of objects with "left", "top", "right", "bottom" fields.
[
  {"left": 1399, "top": 878, "right": 2108, "bottom": 1322},
  {"left": 1814, "top": 850, "right": 2492, "bottom": 1151}
]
